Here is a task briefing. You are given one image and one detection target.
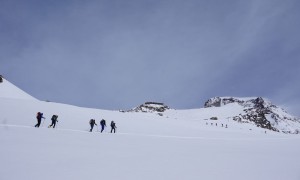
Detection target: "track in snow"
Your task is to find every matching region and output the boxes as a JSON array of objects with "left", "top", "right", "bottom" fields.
[{"left": 0, "top": 123, "right": 298, "bottom": 141}]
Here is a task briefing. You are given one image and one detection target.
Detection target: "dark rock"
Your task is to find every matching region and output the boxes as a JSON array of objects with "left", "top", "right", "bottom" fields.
[
  {"left": 127, "top": 102, "right": 170, "bottom": 113},
  {"left": 204, "top": 97, "right": 221, "bottom": 107}
]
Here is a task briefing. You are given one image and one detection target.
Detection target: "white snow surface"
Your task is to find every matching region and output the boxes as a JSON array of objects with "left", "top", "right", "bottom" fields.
[
  {"left": 0, "top": 77, "right": 37, "bottom": 100},
  {"left": 1, "top": 79, "right": 300, "bottom": 180}
]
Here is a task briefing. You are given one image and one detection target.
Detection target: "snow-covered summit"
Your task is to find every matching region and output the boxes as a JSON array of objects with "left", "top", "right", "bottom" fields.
[
  {"left": 204, "top": 97, "right": 300, "bottom": 133},
  {"left": 0, "top": 76, "right": 37, "bottom": 100}
]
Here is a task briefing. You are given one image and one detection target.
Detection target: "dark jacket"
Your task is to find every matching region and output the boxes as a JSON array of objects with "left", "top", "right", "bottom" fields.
[
  {"left": 111, "top": 121, "right": 116, "bottom": 128},
  {"left": 100, "top": 119, "right": 106, "bottom": 126},
  {"left": 37, "top": 112, "right": 44, "bottom": 120},
  {"left": 51, "top": 115, "right": 58, "bottom": 122},
  {"left": 89, "top": 119, "right": 97, "bottom": 125}
]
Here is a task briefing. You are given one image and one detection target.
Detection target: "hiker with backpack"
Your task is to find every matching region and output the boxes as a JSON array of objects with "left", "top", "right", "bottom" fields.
[
  {"left": 100, "top": 119, "right": 106, "bottom": 133},
  {"left": 89, "top": 119, "right": 97, "bottom": 132},
  {"left": 110, "top": 121, "right": 117, "bottom": 133},
  {"left": 34, "top": 112, "right": 45, "bottom": 128},
  {"left": 48, "top": 115, "right": 58, "bottom": 128}
]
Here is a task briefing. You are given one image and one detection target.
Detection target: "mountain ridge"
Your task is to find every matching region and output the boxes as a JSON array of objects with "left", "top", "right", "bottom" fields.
[
  {"left": 203, "top": 96, "right": 300, "bottom": 134},
  {"left": 1, "top": 78, "right": 299, "bottom": 134}
]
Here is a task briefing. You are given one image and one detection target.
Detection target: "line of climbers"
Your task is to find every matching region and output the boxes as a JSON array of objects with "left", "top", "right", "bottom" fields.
[
  {"left": 89, "top": 118, "right": 117, "bottom": 133},
  {"left": 34, "top": 112, "right": 117, "bottom": 133}
]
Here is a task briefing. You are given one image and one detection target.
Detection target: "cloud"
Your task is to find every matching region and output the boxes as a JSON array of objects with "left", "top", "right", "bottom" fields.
[{"left": 0, "top": 0, "right": 300, "bottom": 116}]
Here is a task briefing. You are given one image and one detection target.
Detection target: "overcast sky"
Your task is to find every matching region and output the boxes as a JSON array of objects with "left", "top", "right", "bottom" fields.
[{"left": 1, "top": 0, "right": 300, "bottom": 116}]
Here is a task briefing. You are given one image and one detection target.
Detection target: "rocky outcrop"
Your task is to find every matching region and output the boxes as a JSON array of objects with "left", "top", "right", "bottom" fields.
[
  {"left": 204, "top": 97, "right": 222, "bottom": 107},
  {"left": 204, "top": 97, "right": 300, "bottom": 133},
  {"left": 204, "top": 97, "right": 248, "bottom": 107},
  {"left": 126, "top": 102, "right": 170, "bottom": 113}
]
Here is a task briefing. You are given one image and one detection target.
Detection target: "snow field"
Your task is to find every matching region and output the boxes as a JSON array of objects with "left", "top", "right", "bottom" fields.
[
  {"left": 1, "top": 78, "right": 300, "bottom": 180},
  {"left": 1, "top": 125, "right": 300, "bottom": 180}
]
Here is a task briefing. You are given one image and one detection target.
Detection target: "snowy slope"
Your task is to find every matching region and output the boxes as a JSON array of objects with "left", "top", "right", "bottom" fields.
[
  {"left": 0, "top": 77, "right": 37, "bottom": 100},
  {"left": 1, "top": 79, "right": 300, "bottom": 180}
]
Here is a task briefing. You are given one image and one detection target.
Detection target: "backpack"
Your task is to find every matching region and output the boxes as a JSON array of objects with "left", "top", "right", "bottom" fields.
[
  {"left": 89, "top": 119, "right": 95, "bottom": 124},
  {"left": 111, "top": 121, "right": 115, "bottom": 127},
  {"left": 36, "top": 112, "right": 42, "bottom": 119},
  {"left": 51, "top": 115, "right": 58, "bottom": 121}
]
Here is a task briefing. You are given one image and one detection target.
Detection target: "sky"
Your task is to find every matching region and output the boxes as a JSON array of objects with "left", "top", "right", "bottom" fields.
[{"left": 1, "top": 0, "right": 300, "bottom": 116}]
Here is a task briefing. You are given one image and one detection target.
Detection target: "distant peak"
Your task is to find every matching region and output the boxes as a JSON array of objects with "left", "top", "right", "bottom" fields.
[{"left": 204, "top": 96, "right": 300, "bottom": 134}]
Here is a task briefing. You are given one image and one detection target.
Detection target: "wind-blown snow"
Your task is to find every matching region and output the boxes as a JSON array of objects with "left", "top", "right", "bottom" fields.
[{"left": 1, "top": 79, "right": 300, "bottom": 180}]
